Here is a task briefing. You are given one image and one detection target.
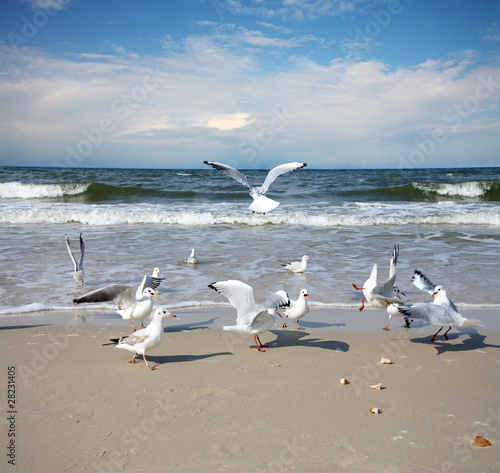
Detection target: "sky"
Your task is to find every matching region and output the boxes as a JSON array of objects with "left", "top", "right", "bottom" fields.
[{"left": 0, "top": 0, "right": 499, "bottom": 169}]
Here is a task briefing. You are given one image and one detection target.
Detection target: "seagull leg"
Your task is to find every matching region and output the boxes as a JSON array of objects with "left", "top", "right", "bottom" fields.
[
  {"left": 141, "top": 322, "right": 145, "bottom": 329},
  {"left": 254, "top": 334, "right": 266, "bottom": 352},
  {"left": 143, "top": 354, "right": 155, "bottom": 370},
  {"left": 296, "top": 320, "right": 304, "bottom": 330},
  {"left": 430, "top": 326, "right": 443, "bottom": 343},
  {"left": 130, "top": 321, "right": 136, "bottom": 331},
  {"left": 382, "top": 316, "right": 391, "bottom": 331},
  {"left": 352, "top": 284, "right": 364, "bottom": 291},
  {"left": 443, "top": 326, "right": 452, "bottom": 340},
  {"left": 128, "top": 354, "right": 137, "bottom": 364},
  {"left": 358, "top": 297, "right": 366, "bottom": 311},
  {"left": 256, "top": 335, "right": 268, "bottom": 348},
  {"left": 282, "top": 316, "right": 288, "bottom": 328}
]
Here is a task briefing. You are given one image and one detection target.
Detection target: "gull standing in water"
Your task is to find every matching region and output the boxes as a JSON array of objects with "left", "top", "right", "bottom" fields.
[
  {"left": 353, "top": 244, "right": 404, "bottom": 312},
  {"left": 186, "top": 248, "right": 198, "bottom": 265},
  {"left": 208, "top": 280, "right": 289, "bottom": 352},
  {"left": 115, "top": 308, "right": 177, "bottom": 370},
  {"left": 65, "top": 233, "right": 85, "bottom": 286},
  {"left": 282, "top": 255, "right": 311, "bottom": 273},
  {"left": 396, "top": 270, "right": 484, "bottom": 342},
  {"left": 203, "top": 161, "right": 307, "bottom": 214},
  {"left": 280, "top": 288, "right": 310, "bottom": 329},
  {"left": 73, "top": 270, "right": 164, "bottom": 330}
]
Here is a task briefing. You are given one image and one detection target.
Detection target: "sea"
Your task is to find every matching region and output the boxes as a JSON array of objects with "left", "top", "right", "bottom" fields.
[{"left": 0, "top": 165, "right": 499, "bottom": 319}]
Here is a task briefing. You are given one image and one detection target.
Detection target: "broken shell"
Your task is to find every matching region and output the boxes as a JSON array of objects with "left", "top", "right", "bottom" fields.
[
  {"left": 380, "top": 357, "right": 393, "bottom": 364},
  {"left": 370, "top": 383, "right": 383, "bottom": 390},
  {"left": 472, "top": 436, "right": 491, "bottom": 447},
  {"left": 340, "top": 378, "right": 349, "bottom": 385},
  {"left": 369, "top": 406, "right": 380, "bottom": 414}
]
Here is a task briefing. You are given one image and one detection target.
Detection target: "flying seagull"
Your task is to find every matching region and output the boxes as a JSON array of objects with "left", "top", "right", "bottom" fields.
[{"left": 203, "top": 161, "right": 307, "bottom": 214}]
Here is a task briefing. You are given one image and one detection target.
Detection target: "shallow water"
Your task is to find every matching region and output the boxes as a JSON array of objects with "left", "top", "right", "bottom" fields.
[{"left": 0, "top": 166, "right": 499, "bottom": 317}]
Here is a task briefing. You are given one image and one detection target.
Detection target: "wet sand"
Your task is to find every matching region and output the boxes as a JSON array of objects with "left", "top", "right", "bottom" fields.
[{"left": 1, "top": 307, "right": 500, "bottom": 472}]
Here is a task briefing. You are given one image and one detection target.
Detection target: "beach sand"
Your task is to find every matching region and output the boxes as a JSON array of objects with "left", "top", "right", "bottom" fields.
[{"left": 2, "top": 307, "right": 500, "bottom": 473}]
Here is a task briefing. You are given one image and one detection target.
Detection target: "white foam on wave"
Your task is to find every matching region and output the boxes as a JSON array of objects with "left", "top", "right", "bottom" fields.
[
  {"left": 1, "top": 204, "right": 499, "bottom": 226},
  {"left": 0, "top": 182, "right": 89, "bottom": 199},
  {"left": 414, "top": 181, "right": 492, "bottom": 198}
]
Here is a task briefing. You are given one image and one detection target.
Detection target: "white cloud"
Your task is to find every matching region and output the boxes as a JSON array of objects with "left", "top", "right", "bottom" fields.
[
  {"left": 0, "top": 42, "right": 499, "bottom": 168},
  {"left": 22, "top": 0, "right": 71, "bottom": 10}
]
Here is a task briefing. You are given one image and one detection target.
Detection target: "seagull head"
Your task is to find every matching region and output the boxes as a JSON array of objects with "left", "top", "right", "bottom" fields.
[
  {"left": 300, "top": 288, "right": 309, "bottom": 300},
  {"left": 154, "top": 308, "right": 177, "bottom": 319},
  {"left": 143, "top": 288, "right": 158, "bottom": 299},
  {"left": 432, "top": 285, "right": 445, "bottom": 297}
]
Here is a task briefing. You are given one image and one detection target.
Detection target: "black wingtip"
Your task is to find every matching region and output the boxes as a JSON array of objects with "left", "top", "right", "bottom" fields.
[{"left": 301, "top": 163, "right": 307, "bottom": 168}]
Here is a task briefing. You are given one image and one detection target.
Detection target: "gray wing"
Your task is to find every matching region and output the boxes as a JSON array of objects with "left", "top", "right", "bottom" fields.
[
  {"left": 204, "top": 161, "right": 252, "bottom": 189},
  {"left": 258, "top": 162, "right": 307, "bottom": 194},
  {"left": 136, "top": 274, "right": 164, "bottom": 299},
  {"left": 73, "top": 284, "right": 134, "bottom": 308},
  {"left": 65, "top": 234, "right": 78, "bottom": 271},
  {"left": 389, "top": 244, "right": 399, "bottom": 279},
  {"left": 260, "top": 290, "right": 290, "bottom": 311},
  {"left": 398, "top": 302, "right": 454, "bottom": 326},
  {"left": 119, "top": 333, "right": 149, "bottom": 347},
  {"left": 78, "top": 233, "right": 85, "bottom": 270},
  {"left": 412, "top": 270, "right": 435, "bottom": 294}
]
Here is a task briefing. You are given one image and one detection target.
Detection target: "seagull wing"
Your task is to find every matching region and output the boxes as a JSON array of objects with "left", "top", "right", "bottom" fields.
[
  {"left": 257, "top": 162, "right": 307, "bottom": 194},
  {"left": 389, "top": 244, "right": 399, "bottom": 279},
  {"left": 78, "top": 233, "right": 85, "bottom": 271},
  {"left": 398, "top": 302, "right": 454, "bottom": 326},
  {"left": 260, "top": 290, "right": 290, "bottom": 311},
  {"left": 65, "top": 234, "right": 78, "bottom": 271},
  {"left": 136, "top": 274, "right": 164, "bottom": 299},
  {"left": 73, "top": 284, "right": 134, "bottom": 308},
  {"left": 208, "top": 280, "right": 259, "bottom": 326},
  {"left": 204, "top": 161, "right": 252, "bottom": 189},
  {"left": 412, "top": 270, "right": 436, "bottom": 294}
]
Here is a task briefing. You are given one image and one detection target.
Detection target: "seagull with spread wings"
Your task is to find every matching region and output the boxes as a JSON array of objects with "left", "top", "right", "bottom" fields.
[{"left": 203, "top": 161, "right": 307, "bottom": 214}]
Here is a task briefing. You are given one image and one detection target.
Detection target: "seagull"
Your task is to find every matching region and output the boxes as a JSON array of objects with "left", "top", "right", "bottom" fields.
[
  {"left": 353, "top": 244, "right": 404, "bottom": 312},
  {"left": 280, "top": 288, "right": 310, "bottom": 329},
  {"left": 187, "top": 248, "right": 198, "bottom": 264},
  {"left": 115, "top": 308, "right": 177, "bottom": 370},
  {"left": 203, "top": 161, "right": 307, "bottom": 214},
  {"left": 282, "top": 255, "right": 310, "bottom": 273},
  {"left": 396, "top": 270, "right": 484, "bottom": 342},
  {"left": 73, "top": 271, "right": 164, "bottom": 330},
  {"left": 65, "top": 233, "right": 85, "bottom": 286},
  {"left": 208, "top": 280, "right": 290, "bottom": 352}
]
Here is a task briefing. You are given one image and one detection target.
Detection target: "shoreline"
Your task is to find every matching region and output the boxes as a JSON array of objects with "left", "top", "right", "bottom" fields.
[{"left": 2, "top": 307, "right": 500, "bottom": 472}]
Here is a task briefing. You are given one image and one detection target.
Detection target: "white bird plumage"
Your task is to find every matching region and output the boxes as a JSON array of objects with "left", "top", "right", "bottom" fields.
[
  {"left": 280, "top": 288, "right": 310, "bottom": 329},
  {"left": 115, "top": 308, "right": 177, "bottom": 370},
  {"left": 203, "top": 161, "right": 307, "bottom": 214},
  {"left": 65, "top": 233, "right": 85, "bottom": 286},
  {"left": 187, "top": 248, "right": 198, "bottom": 264},
  {"left": 282, "top": 255, "right": 310, "bottom": 273},
  {"left": 396, "top": 270, "right": 484, "bottom": 342},
  {"left": 353, "top": 244, "right": 404, "bottom": 312},
  {"left": 73, "top": 270, "right": 164, "bottom": 330},
  {"left": 208, "top": 279, "right": 290, "bottom": 351}
]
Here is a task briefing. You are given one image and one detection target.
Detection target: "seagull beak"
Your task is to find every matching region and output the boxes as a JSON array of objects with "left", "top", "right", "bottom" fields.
[
  {"left": 400, "top": 292, "right": 406, "bottom": 297},
  {"left": 169, "top": 313, "right": 177, "bottom": 317},
  {"left": 432, "top": 291, "right": 438, "bottom": 297},
  {"left": 152, "top": 291, "right": 159, "bottom": 298},
  {"left": 304, "top": 294, "right": 309, "bottom": 300}
]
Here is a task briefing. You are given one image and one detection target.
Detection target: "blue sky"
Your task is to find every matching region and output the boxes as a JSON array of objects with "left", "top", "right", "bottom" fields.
[{"left": 0, "top": 0, "right": 499, "bottom": 169}]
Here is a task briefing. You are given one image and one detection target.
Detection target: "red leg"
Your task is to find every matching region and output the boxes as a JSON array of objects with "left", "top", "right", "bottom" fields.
[
  {"left": 443, "top": 326, "right": 452, "bottom": 340},
  {"left": 128, "top": 354, "right": 137, "bottom": 364},
  {"left": 352, "top": 284, "right": 364, "bottom": 290},
  {"left": 130, "top": 321, "right": 136, "bottom": 331},
  {"left": 358, "top": 297, "right": 366, "bottom": 312},
  {"left": 256, "top": 335, "right": 268, "bottom": 348},
  {"left": 430, "top": 326, "right": 443, "bottom": 343},
  {"left": 254, "top": 334, "right": 266, "bottom": 352},
  {"left": 282, "top": 315, "right": 288, "bottom": 328}
]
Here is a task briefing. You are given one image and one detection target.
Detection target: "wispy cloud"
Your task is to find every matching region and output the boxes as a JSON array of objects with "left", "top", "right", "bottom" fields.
[
  {"left": 1, "top": 35, "right": 498, "bottom": 167},
  {"left": 22, "top": 0, "right": 72, "bottom": 10}
]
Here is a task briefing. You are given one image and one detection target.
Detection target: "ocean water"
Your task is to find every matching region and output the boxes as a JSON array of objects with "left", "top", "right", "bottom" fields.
[{"left": 0, "top": 166, "right": 499, "bottom": 318}]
